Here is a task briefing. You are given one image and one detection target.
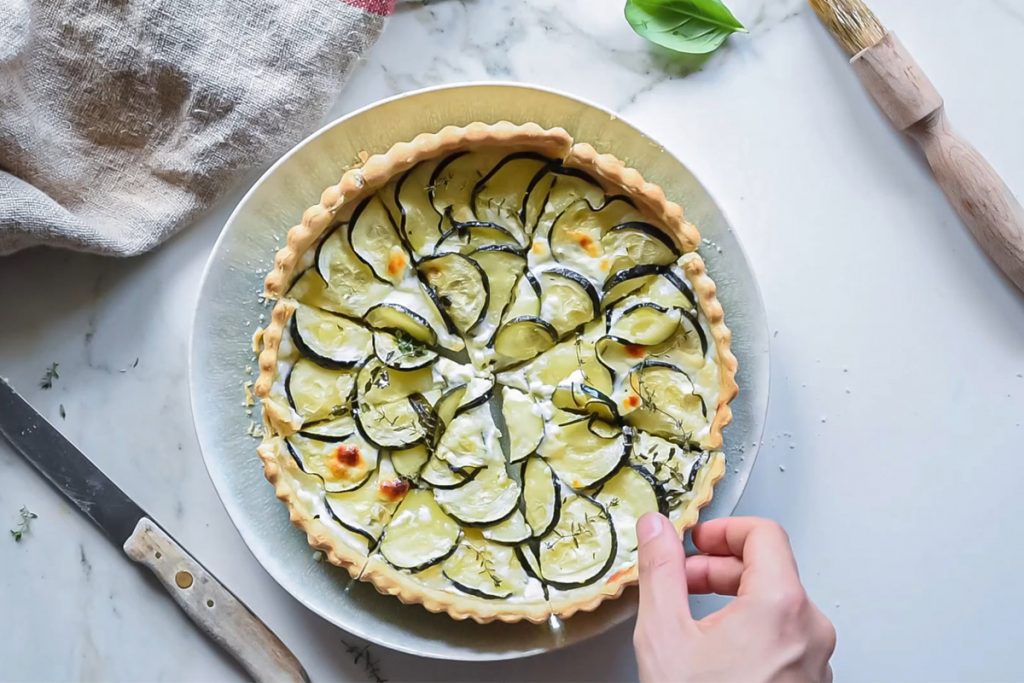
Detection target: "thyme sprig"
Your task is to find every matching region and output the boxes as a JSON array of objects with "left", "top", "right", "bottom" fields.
[
  {"left": 10, "top": 506, "right": 37, "bottom": 542},
  {"left": 39, "top": 363, "right": 59, "bottom": 390},
  {"left": 341, "top": 639, "right": 387, "bottom": 683}
]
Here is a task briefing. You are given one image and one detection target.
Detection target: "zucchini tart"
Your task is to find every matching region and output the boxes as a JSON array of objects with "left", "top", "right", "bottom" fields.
[{"left": 253, "top": 122, "right": 738, "bottom": 623}]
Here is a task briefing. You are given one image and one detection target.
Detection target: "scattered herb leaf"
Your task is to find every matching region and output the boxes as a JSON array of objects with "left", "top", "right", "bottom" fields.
[
  {"left": 341, "top": 639, "right": 387, "bottom": 683},
  {"left": 10, "top": 506, "right": 38, "bottom": 542},
  {"left": 59, "top": 404, "right": 66, "bottom": 420},
  {"left": 624, "top": 0, "right": 746, "bottom": 55},
  {"left": 40, "top": 363, "right": 59, "bottom": 390}
]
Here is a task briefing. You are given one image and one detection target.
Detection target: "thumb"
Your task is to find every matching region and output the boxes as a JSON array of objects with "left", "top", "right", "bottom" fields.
[{"left": 636, "top": 512, "right": 694, "bottom": 629}]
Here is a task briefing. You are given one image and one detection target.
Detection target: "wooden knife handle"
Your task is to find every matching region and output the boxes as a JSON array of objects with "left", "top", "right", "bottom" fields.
[
  {"left": 123, "top": 518, "right": 308, "bottom": 683},
  {"left": 852, "top": 32, "right": 1024, "bottom": 292}
]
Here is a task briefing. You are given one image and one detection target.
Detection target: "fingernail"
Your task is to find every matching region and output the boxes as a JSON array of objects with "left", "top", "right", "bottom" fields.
[{"left": 637, "top": 513, "right": 663, "bottom": 545}]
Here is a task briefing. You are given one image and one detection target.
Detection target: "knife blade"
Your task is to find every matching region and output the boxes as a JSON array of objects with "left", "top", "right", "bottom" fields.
[{"left": 0, "top": 379, "right": 308, "bottom": 683}]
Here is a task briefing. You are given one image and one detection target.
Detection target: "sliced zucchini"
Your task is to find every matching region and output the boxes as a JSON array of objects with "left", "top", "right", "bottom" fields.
[
  {"left": 549, "top": 198, "right": 643, "bottom": 281},
  {"left": 356, "top": 358, "right": 435, "bottom": 405},
  {"left": 432, "top": 384, "right": 468, "bottom": 431},
  {"left": 645, "top": 308, "right": 709, "bottom": 362},
  {"left": 471, "top": 152, "right": 553, "bottom": 243},
  {"left": 493, "top": 316, "right": 558, "bottom": 365},
  {"left": 630, "top": 431, "right": 707, "bottom": 510},
  {"left": 505, "top": 321, "right": 613, "bottom": 397},
  {"left": 315, "top": 224, "right": 392, "bottom": 316},
  {"left": 290, "top": 304, "right": 372, "bottom": 369},
  {"left": 379, "top": 489, "right": 461, "bottom": 572},
  {"left": 285, "top": 358, "right": 356, "bottom": 423},
  {"left": 538, "top": 268, "right": 600, "bottom": 337},
  {"left": 434, "top": 403, "right": 500, "bottom": 470},
  {"left": 538, "top": 410, "right": 631, "bottom": 489},
  {"left": 600, "top": 221, "right": 679, "bottom": 277},
  {"left": 610, "top": 266, "right": 698, "bottom": 314},
  {"left": 390, "top": 443, "right": 430, "bottom": 479},
  {"left": 626, "top": 361, "right": 708, "bottom": 439},
  {"left": 595, "top": 465, "right": 663, "bottom": 552},
  {"left": 481, "top": 509, "right": 533, "bottom": 545},
  {"left": 608, "top": 303, "right": 682, "bottom": 347},
  {"left": 594, "top": 334, "right": 649, "bottom": 380},
  {"left": 419, "top": 454, "right": 481, "bottom": 489},
  {"left": 434, "top": 464, "right": 521, "bottom": 526},
  {"left": 442, "top": 532, "right": 530, "bottom": 599},
  {"left": 364, "top": 302, "right": 438, "bottom": 347},
  {"left": 434, "top": 219, "right": 521, "bottom": 255},
  {"left": 515, "top": 543, "right": 544, "bottom": 583},
  {"left": 551, "top": 383, "right": 620, "bottom": 423},
  {"left": 523, "top": 456, "right": 560, "bottom": 538},
  {"left": 454, "top": 375, "right": 495, "bottom": 417},
  {"left": 348, "top": 195, "right": 411, "bottom": 284},
  {"left": 468, "top": 246, "right": 528, "bottom": 343},
  {"left": 417, "top": 253, "right": 489, "bottom": 334},
  {"left": 288, "top": 268, "right": 358, "bottom": 317},
  {"left": 538, "top": 493, "right": 616, "bottom": 590},
  {"left": 286, "top": 431, "right": 378, "bottom": 493},
  {"left": 533, "top": 168, "right": 609, "bottom": 240},
  {"left": 325, "top": 470, "right": 403, "bottom": 550},
  {"left": 372, "top": 330, "right": 438, "bottom": 370},
  {"left": 396, "top": 160, "right": 444, "bottom": 256},
  {"left": 298, "top": 415, "right": 355, "bottom": 441},
  {"left": 502, "top": 386, "right": 544, "bottom": 462},
  {"left": 430, "top": 150, "right": 506, "bottom": 224},
  {"left": 601, "top": 264, "right": 670, "bottom": 310},
  {"left": 501, "top": 270, "right": 542, "bottom": 320},
  {"left": 354, "top": 395, "right": 431, "bottom": 450}
]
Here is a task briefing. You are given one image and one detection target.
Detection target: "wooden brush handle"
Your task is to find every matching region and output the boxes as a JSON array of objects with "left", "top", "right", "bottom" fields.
[
  {"left": 123, "top": 518, "right": 309, "bottom": 683},
  {"left": 853, "top": 33, "right": 1024, "bottom": 292}
]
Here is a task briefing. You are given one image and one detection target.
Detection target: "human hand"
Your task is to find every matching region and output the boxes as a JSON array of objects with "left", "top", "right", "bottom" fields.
[{"left": 633, "top": 514, "right": 836, "bottom": 683}]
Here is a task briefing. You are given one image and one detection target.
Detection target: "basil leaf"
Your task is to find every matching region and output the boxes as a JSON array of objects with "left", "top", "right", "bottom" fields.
[{"left": 624, "top": 0, "right": 746, "bottom": 55}]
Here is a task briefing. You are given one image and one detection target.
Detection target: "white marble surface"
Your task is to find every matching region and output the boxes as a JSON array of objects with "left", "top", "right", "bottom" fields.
[{"left": 2, "top": 0, "right": 1023, "bottom": 680}]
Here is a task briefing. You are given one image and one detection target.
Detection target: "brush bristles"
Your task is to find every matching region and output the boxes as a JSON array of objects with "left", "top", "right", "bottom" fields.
[{"left": 809, "top": 0, "right": 886, "bottom": 55}]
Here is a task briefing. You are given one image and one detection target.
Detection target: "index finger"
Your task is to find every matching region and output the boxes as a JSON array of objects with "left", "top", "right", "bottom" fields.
[{"left": 690, "top": 517, "right": 801, "bottom": 595}]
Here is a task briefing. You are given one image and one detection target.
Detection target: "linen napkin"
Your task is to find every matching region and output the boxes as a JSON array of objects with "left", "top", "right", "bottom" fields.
[{"left": 0, "top": 0, "right": 395, "bottom": 256}]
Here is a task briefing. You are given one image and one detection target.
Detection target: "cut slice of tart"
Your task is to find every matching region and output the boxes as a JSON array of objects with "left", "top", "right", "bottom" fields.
[{"left": 252, "top": 122, "right": 737, "bottom": 623}]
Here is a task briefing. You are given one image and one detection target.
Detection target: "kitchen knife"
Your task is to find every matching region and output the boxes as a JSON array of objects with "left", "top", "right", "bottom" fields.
[{"left": 0, "top": 379, "right": 308, "bottom": 683}]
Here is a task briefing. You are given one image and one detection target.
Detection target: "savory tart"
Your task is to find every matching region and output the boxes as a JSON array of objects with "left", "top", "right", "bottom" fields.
[{"left": 253, "top": 122, "right": 738, "bottom": 623}]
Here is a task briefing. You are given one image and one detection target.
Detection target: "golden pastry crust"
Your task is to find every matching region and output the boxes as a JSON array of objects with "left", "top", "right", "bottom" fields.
[{"left": 252, "top": 121, "right": 738, "bottom": 623}]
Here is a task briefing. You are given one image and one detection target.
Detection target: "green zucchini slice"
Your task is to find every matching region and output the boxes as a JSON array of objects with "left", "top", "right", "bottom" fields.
[
  {"left": 533, "top": 168, "right": 609, "bottom": 239},
  {"left": 432, "top": 384, "right": 468, "bottom": 432},
  {"left": 600, "top": 222, "right": 679, "bottom": 277},
  {"left": 493, "top": 316, "right": 558, "bottom": 365},
  {"left": 442, "top": 532, "right": 530, "bottom": 599},
  {"left": 504, "top": 321, "right": 613, "bottom": 397},
  {"left": 429, "top": 151, "right": 506, "bottom": 225},
  {"left": 285, "top": 359, "right": 356, "bottom": 423},
  {"left": 469, "top": 246, "right": 528, "bottom": 343},
  {"left": 396, "top": 160, "right": 445, "bottom": 256},
  {"left": 288, "top": 268, "right": 356, "bottom": 318},
  {"left": 286, "top": 431, "right": 378, "bottom": 493},
  {"left": 364, "top": 302, "right": 438, "bottom": 347},
  {"left": 298, "top": 415, "right": 355, "bottom": 441},
  {"left": 471, "top": 152, "right": 552, "bottom": 243},
  {"left": 539, "top": 268, "right": 600, "bottom": 337},
  {"left": 379, "top": 489, "right": 461, "bottom": 572},
  {"left": 354, "top": 395, "right": 431, "bottom": 450},
  {"left": 538, "top": 493, "right": 617, "bottom": 590},
  {"left": 355, "top": 358, "right": 435, "bottom": 406},
  {"left": 551, "top": 383, "right": 620, "bottom": 424},
  {"left": 390, "top": 443, "right": 430, "bottom": 479},
  {"left": 419, "top": 455, "right": 481, "bottom": 489},
  {"left": 325, "top": 469, "right": 404, "bottom": 550},
  {"left": 348, "top": 195, "right": 411, "bottom": 284},
  {"left": 644, "top": 308, "right": 709, "bottom": 362},
  {"left": 630, "top": 431, "right": 708, "bottom": 510},
  {"left": 372, "top": 330, "right": 438, "bottom": 370},
  {"left": 501, "top": 386, "right": 544, "bottom": 463},
  {"left": 434, "top": 403, "right": 501, "bottom": 470},
  {"left": 290, "top": 304, "right": 372, "bottom": 369},
  {"left": 595, "top": 465, "right": 663, "bottom": 553},
  {"left": 625, "top": 361, "right": 708, "bottom": 439},
  {"left": 594, "top": 334, "right": 649, "bottom": 381},
  {"left": 418, "top": 253, "right": 489, "bottom": 334},
  {"left": 515, "top": 543, "right": 544, "bottom": 583},
  {"left": 523, "top": 456, "right": 560, "bottom": 538},
  {"left": 549, "top": 198, "right": 643, "bottom": 281},
  {"left": 480, "top": 509, "right": 533, "bottom": 545},
  {"left": 608, "top": 303, "right": 682, "bottom": 347},
  {"left": 315, "top": 224, "right": 392, "bottom": 317},
  {"left": 434, "top": 464, "right": 521, "bottom": 526},
  {"left": 434, "top": 220, "right": 521, "bottom": 255},
  {"left": 601, "top": 264, "right": 670, "bottom": 310},
  {"left": 538, "top": 410, "right": 631, "bottom": 489},
  {"left": 501, "top": 270, "right": 542, "bottom": 321}
]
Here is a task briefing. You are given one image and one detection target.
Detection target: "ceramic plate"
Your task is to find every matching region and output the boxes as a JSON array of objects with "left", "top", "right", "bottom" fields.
[{"left": 189, "top": 83, "right": 769, "bottom": 661}]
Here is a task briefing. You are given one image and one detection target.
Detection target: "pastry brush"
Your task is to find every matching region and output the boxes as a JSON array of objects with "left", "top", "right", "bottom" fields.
[{"left": 809, "top": 0, "right": 1024, "bottom": 293}]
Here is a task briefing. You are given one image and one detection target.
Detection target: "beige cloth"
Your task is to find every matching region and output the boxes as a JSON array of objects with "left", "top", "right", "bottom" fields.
[{"left": 0, "top": 0, "right": 393, "bottom": 256}]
